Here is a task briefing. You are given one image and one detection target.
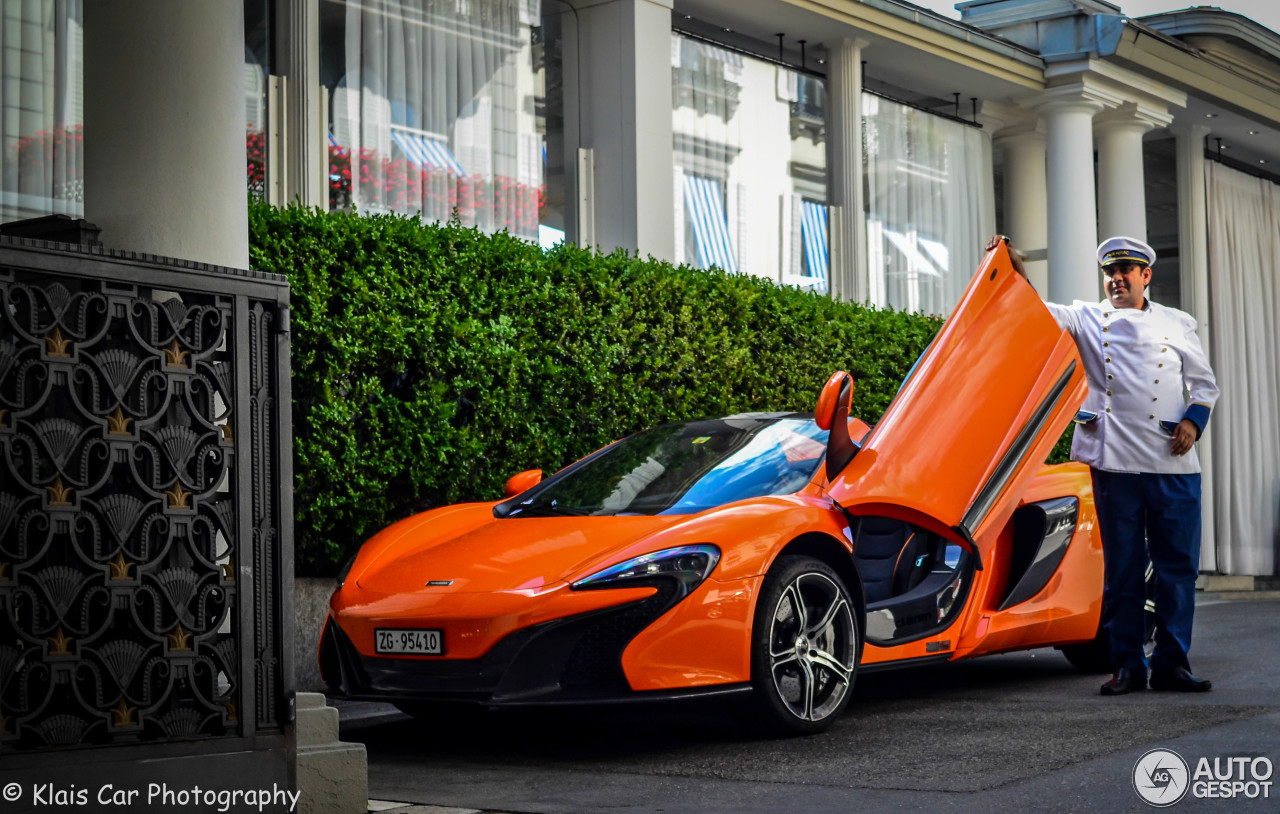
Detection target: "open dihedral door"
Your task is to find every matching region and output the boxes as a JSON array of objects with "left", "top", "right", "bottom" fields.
[{"left": 826, "top": 245, "right": 1087, "bottom": 563}]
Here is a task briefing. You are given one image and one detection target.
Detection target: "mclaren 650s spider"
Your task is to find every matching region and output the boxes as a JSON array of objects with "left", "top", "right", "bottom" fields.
[{"left": 320, "top": 243, "right": 1110, "bottom": 734}]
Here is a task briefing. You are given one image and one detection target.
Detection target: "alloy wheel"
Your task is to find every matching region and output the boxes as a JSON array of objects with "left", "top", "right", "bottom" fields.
[{"left": 766, "top": 569, "right": 857, "bottom": 724}]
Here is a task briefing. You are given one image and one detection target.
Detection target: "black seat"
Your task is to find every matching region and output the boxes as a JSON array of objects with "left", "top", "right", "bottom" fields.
[{"left": 854, "top": 517, "right": 934, "bottom": 604}]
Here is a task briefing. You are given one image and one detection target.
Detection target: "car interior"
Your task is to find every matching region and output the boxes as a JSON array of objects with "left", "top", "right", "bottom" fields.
[
  {"left": 851, "top": 496, "right": 1079, "bottom": 647},
  {"left": 852, "top": 515, "right": 972, "bottom": 646}
]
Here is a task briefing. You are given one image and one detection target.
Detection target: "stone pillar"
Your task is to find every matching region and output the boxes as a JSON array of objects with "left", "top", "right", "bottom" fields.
[
  {"left": 827, "top": 38, "right": 869, "bottom": 303},
  {"left": 1031, "top": 87, "right": 1106, "bottom": 305},
  {"left": 84, "top": 1, "right": 249, "bottom": 268},
  {"left": 296, "top": 693, "right": 368, "bottom": 814},
  {"left": 994, "top": 126, "right": 1049, "bottom": 295},
  {"left": 1172, "top": 121, "right": 1217, "bottom": 571},
  {"left": 1094, "top": 103, "right": 1169, "bottom": 240},
  {"left": 565, "top": 0, "right": 674, "bottom": 261}
]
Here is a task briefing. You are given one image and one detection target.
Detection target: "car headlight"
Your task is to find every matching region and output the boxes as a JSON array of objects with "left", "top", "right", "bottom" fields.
[
  {"left": 571, "top": 545, "right": 720, "bottom": 598},
  {"left": 335, "top": 552, "right": 357, "bottom": 588}
]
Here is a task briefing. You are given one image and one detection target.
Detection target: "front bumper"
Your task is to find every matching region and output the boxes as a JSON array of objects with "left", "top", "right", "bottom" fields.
[{"left": 321, "top": 582, "right": 747, "bottom": 704}]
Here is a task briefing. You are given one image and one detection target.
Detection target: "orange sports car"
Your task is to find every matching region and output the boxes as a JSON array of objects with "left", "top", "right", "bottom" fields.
[{"left": 320, "top": 244, "right": 1114, "bottom": 734}]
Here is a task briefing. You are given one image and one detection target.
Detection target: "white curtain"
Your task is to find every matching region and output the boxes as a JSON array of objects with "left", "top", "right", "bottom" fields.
[
  {"left": 0, "top": 0, "right": 83, "bottom": 221},
  {"left": 325, "top": 0, "right": 542, "bottom": 240},
  {"left": 863, "top": 95, "right": 994, "bottom": 316},
  {"left": 1205, "top": 161, "right": 1280, "bottom": 576}
]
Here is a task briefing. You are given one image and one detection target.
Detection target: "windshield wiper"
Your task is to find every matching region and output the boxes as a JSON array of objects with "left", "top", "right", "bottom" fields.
[{"left": 507, "top": 504, "right": 590, "bottom": 517}]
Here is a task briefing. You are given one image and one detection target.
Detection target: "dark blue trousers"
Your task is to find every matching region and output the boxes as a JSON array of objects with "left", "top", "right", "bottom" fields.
[{"left": 1090, "top": 469, "right": 1202, "bottom": 674}]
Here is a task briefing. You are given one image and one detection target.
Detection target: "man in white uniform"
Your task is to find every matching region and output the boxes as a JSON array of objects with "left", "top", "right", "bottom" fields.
[{"left": 988, "top": 235, "right": 1219, "bottom": 695}]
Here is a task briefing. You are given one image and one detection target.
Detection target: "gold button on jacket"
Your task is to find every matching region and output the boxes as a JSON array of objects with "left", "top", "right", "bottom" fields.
[{"left": 1044, "top": 298, "right": 1219, "bottom": 474}]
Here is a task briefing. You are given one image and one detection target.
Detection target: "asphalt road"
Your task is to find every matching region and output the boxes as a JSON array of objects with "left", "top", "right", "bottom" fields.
[{"left": 342, "top": 598, "right": 1280, "bottom": 814}]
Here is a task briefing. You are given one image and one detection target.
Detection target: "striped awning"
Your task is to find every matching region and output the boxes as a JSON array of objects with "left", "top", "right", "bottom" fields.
[
  {"left": 391, "top": 129, "right": 465, "bottom": 176},
  {"left": 682, "top": 175, "right": 737, "bottom": 273},
  {"left": 801, "top": 201, "right": 829, "bottom": 285}
]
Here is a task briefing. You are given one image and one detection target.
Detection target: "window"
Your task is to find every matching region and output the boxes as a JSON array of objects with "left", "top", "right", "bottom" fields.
[
  {"left": 319, "top": 0, "right": 556, "bottom": 243},
  {"left": 0, "top": 3, "right": 83, "bottom": 222},
  {"left": 798, "top": 200, "right": 828, "bottom": 290},
  {"left": 244, "top": 0, "right": 270, "bottom": 201},
  {"left": 863, "top": 94, "right": 994, "bottom": 315},
  {"left": 681, "top": 173, "right": 735, "bottom": 272},
  {"left": 671, "top": 34, "right": 828, "bottom": 287}
]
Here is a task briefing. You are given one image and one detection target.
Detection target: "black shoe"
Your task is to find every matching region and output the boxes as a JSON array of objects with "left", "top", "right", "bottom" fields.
[
  {"left": 1101, "top": 668, "right": 1146, "bottom": 696},
  {"left": 1150, "top": 667, "right": 1212, "bottom": 692}
]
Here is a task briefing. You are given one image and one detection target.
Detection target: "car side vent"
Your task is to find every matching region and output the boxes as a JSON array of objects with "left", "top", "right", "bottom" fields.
[{"left": 997, "top": 496, "right": 1079, "bottom": 611}]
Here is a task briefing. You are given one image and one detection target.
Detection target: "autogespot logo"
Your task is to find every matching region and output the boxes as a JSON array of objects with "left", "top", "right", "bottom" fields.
[{"left": 1134, "top": 748, "right": 1191, "bottom": 807}]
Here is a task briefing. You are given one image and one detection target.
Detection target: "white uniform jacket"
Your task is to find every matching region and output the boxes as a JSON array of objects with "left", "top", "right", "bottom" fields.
[{"left": 1046, "top": 298, "right": 1219, "bottom": 475}]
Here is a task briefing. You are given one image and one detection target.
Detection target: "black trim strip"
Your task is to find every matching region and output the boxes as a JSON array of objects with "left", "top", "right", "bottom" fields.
[
  {"left": 857, "top": 654, "right": 953, "bottom": 674},
  {"left": 1205, "top": 149, "right": 1280, "bottom": 186},
  {"left": 336, "top": 683, "right": 754, "bottom": 708},
  {"left": 948, "top": 524, "right": 983, "bottom": 571},
  {"left": 489, "top": 683, "right": 753, "bottom": 707},
  {"left": 672, "top": 27, "right": 827, "bottom": 80},
  {"left": 824, "top": 375, "right": 858, "bottom": 481},
  {"left": 958, "top": 359, "right": 1077, "bottom": 540}
]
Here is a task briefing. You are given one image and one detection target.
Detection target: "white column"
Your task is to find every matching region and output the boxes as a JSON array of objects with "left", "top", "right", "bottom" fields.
[
  {"left": 1094, "top": 103, "right": 1169, "bottom": 240},
  {"left": 994, "top": 127, "right": 1049, "bottom": 295},
  {"left": 1172, "top": 123, "right": 1211, "bottom": 324},
  {"left": 1172, "top": 121, "right": 1217, "bottom": 571},
  {"left": 565, "top": 0, "right": 674, "bottom": 261},
  {"left": 84, "top": 1, "right": 248, "bottom": 268},
  {"left": 277, "top": 0, "right": 325, "bottom": 210},
  {"left": 827, "top": 38, "right": 869, "bottom": 303},
  {"left": 1031, "top": 88, "right": 1107, "bottom": 305}
]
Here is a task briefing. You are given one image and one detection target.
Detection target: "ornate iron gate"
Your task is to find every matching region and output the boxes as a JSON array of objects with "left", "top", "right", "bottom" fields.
[{"left": 0, "top": 238, "right": 293, "bottom": 766}]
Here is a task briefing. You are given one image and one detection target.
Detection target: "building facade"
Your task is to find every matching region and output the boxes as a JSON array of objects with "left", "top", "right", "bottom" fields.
[{"left": 2, "top": 0, "right": 1277, "bottom": 575}]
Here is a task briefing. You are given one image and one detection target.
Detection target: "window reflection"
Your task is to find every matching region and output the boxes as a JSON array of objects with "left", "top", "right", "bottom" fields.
[
  {"left": 671, "top": 35, "right": 828, "bottom": 290},
  {"left": 863, "top": 94, "right": 994, "bottom": 316},
  {"left": 319, "top": 0, "right": 561, "bottom": 242},
  {"left": 0, "top": 2, "right": 83, "bottom": 222},
  {"left": 244, "top": 0, "right": 270, "bottom": 202}
]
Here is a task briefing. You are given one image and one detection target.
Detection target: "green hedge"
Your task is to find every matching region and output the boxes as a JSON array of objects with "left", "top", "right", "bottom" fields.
[{"left": 248, "top": 203, "right": 1067, "bottom": 575}]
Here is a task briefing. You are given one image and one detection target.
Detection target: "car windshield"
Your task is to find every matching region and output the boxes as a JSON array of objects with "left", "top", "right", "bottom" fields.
[{"left": 505, "top": 416, "right": 829, "bottom": 517}]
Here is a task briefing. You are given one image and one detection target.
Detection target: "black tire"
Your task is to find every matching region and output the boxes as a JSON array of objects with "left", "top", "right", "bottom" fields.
[
  {"left": 747, "top": 556, "right": 859, "bottom": 736},
  {"left": 1061, "top": 562, "right": 1157, "bottom": 673},
  {"left": 1059, "top": 629, "right": 1113, "bottom": 673}
]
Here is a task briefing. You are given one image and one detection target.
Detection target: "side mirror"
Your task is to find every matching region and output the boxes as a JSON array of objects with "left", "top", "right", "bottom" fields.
[
  {"left": 815, "top": 371, "right": 853, "bottom": 431},
  {"left": 815, "top": 371, "right": 857, "bottom": 480},
  {"left": 504, "top": 469, "right": 543, "bottom": 497}
]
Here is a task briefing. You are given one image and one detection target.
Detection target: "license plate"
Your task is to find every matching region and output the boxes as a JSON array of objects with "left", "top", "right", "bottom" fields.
[{"left": 375, "top": 628, "right": 444, "bottom": 655}]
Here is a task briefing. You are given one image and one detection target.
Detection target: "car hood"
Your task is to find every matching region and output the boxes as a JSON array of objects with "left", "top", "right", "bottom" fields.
[{"left": 355, "top": 509, "right": 689, "bottom": 594}]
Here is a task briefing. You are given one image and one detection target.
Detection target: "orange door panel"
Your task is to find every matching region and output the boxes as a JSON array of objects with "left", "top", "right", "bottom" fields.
[{"left": 827, "top": 245, "right": 1088, "bottom": 567}]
